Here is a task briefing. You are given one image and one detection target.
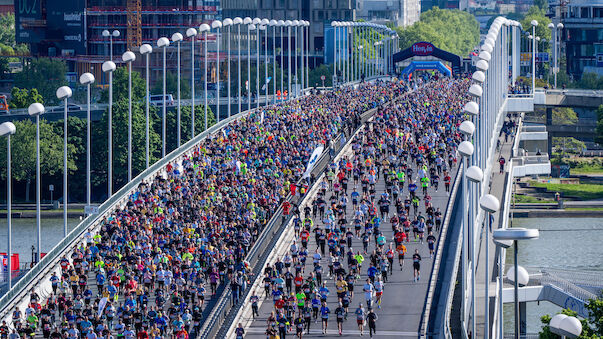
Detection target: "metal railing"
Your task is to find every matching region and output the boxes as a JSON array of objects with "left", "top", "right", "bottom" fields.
[
  {"left": 540, "top": 274, "right": 598, "bottom": 303},
  {"left": 422, "top": 163, "right": 463, "bottom": 337}
]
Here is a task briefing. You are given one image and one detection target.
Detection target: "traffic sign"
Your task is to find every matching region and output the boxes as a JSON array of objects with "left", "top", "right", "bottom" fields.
[{"left": 320, "top": 75, "right": 326, "bottom": 80}]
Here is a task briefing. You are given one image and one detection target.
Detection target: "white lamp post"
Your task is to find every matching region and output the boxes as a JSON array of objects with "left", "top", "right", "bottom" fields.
[
  {"left": 492, "top": 237, "right": 512, "bottom": 339},
  {"left": 122, "top": 51, "right": 136, "bottom": 181},
  {"left": 332, "top": 21, "right": 338, "bottom": 87},
  {"left": 261, "top": 19, "right": 269, "bottom": 106},
  {"left": 261, "top": 21, "right": 268, "bottom": 105},
  {"left": 223, "top": 18, "right": 233, "bottom": 118},
  {"left": 270, "top": 20, "right": 277, "bottom": 104},
  {"left": 278, "top": 20, "right": 285, "bottom": 100},
  {"left": 531, "top": 20, "right": 538, "bottom": 92},
  {"left": 479, "top": 194, "right": 500, "bottom": 339},
  {"left": 233, "top": 17, "right": 243, "bottom": 113},
  {"left": 102, "top": 61, "right": 116, "bottom": 196},
  {"left": 244, "top": 17, "right": 252, "bottom": 110},
  {"left": 305, "top": 21, "right": 310, "bottom": 90},
  {"left": 493, "top": 228, "right": 539, "bottom": 339},
  {"left": 550, "top": 314, "right": 583, "bottom": 339},
  {"left": 186, "top": 28, "right": 197, "bottom": 139},
  {"left": 140, "top": 44, "right": 152, "bottom": 168},
  {"left": 212, "top": 20, "right": 222, "bottom": 121},
  {"left": 102, "top": 29, "right": 120, "bottom": 61},
  {"left": 56, "top": 86, "right": 72, "bottom": 238},
  {"left": 79, "top": 73, "right": 95, "bottom": 216},
  {"left": 285, "top": 20, "right": 292, "bottom": 100},
  {"left": 555, "top": 23, "right": 563, "bottom": 89},
  {"left": 0, "top": 122, "right": 16, "bottom": 288},
  {"left": 171, "top": 32, "right": 183, "bottom": 147},
  {"left": 200, "top": 23, "right": 210, "bottom": 130},
  {"left": 157, "top": 37, "right": 170, "bottom": 157},
  {"left": 27, "top": 103, "right": 44, "bottom": 263},
  {"left": 253, "top": 18, "right": 261, "bottom": 108},
  {"left": 292, "top": 19, "right": 299, "bottom": 98}
]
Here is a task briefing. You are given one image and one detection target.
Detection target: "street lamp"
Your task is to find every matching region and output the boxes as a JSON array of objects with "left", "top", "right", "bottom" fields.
[
  {"left": 122, "top": 51, "right": 136, "bottom": 182},
  {"left": 285, "top": 20, "right": 292, "bottom": 101},
  {"left": 493, "top": 228, "right": 539, "bottom": 339},
  {"left": 292, "top": 19, "right": 299, "bottom": 98},
  {"left": 157, "top": 37, "right": 170, "bottom": 157},
  {"left": 27, "top": 103, "right": 44, "bottom": 263},
  {"left": 102, "top": 29, "right": 120, "bottom": 60},
  {"left": 244, "top": 17, "right": 253, "bottom": 110},
  {"left": 278, "top": 20, "right": 285, "bottom": 100},
  {"left": 270, "top": 19, "right": 277, "bottom": 105},
  {"left": 550, "top": 314, "right": 583, "bottom": 338},
  {"left": 556, "top": 23, "right": 563, "bottom": 89},
  {"left": 56, "top": 86, "right": 72, "bottom": 238},
  {"left": 331, "top": 21, "right": 339, "bottom": 87},
  {"left": 186, "top": 28, "right": 197, "bottom": 139},
  {"left": 212, "top": 20, "right": 222, "bottom": 120},
  {"left": 260, "top": 22, "right": 268, "bottom": 105},
  {"left": 492, "top": 237, "right": 512, "bottom": 339},
  {"left": 479, "top": 194, "right": 500, "bottom": 339},
  {"left": 199, "top": 23, "right": 210, "bottom": 130},
  {"left": 253, "top": 18, "right": 261, "bottom": 108},
  {"left": 223, "top": 18, "right": 233, "bottom": 118},
  {"left": 78, "top": 73, "right": 94, "bottom": 217},
  {"left": 0, "top": 122, "right": 16, "bottom": 288},
  {"left": 102, "top": 61, "right": 116, "bottom": 196},
  {"left": 140, "top": 44, "right": 152, "bottom": 168},
  {"left": 171, "top": 32, "right": 183, "bottom": 147},
  {"left": 233, "top": 17, "right": 243, "bottom": 113},
  {"left": 531, "top": 20, "right": 538, "bottom": 92}
]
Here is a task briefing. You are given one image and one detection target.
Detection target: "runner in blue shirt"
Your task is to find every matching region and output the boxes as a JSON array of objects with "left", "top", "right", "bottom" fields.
[{"left": 320, "top": 302, "right": 330, "bottom": 335}]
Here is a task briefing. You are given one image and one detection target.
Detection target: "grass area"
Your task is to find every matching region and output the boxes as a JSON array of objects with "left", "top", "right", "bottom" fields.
[
  {"left": 565, "top": 207, "right": 603, "bottom": 211},
  {"left": 570, "top": 166, "right": 603, "bottom": 175},
  {"left": 513, "top": 195, "right": 554, "bottom": 204},
  {"left": 529, "top": 181, "right": 603, "bottom": 200}
]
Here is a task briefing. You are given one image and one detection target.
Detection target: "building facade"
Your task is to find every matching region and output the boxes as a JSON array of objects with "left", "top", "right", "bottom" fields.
[
  {"left": 222, "top": 0, "right": 356, "bottom": 59},
  {"left": 554, "top": 0, "right": 603, "bottom": 78},
  {"left": 357, "top": 0, "right": 420, "bottom": 27},
  {"left": 15, "top": 0, "right": 220, "bottom": 83}
]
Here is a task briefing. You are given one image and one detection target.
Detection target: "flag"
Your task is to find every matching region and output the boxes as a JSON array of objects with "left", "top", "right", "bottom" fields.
[{"left": 302, "top": 146, "right": 324, "bottom": 179}]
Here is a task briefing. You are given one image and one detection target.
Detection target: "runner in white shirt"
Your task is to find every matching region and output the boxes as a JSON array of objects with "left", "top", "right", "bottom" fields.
[
  {"left": 374, "top": 277, "right": 384, "bottom": 309},
  {"left": 363, "top": 279, "right": 374, "bottom": 309}
]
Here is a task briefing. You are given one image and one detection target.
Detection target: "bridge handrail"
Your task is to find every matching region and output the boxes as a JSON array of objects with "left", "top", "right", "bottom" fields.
[
  {"left": 540, "top": 273, "right": 598, "bottom": 302},
  {"left": 0, "top": 106, "right": 249, "bottom": 319},
  {"left": 512, "top": 113, "right": 524, "bottom": 157},
  {"left": 422, "top": 160, "right": 463, "bottom": 337}
]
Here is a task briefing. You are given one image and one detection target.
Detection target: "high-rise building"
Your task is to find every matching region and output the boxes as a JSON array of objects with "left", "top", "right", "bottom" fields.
[
  {"left": 15, "top": 0, "right": 220, "bottom": 83},
  {"left": 0, "top": 0, "right": 13, "bottom": 14},
  {"left": 356, "top": 0, "right": 420, "bottom": 27},
  {"left": 222, "top": 0, "right": 356, "bottom": 62},
  {"left": 550, "top": 0, "right": 603, "bottom": 78}
]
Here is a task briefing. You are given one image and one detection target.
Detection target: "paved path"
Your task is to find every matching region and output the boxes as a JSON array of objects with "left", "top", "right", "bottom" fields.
[{"left": 241, "top": 136, "right": 459, "bottom": 338}]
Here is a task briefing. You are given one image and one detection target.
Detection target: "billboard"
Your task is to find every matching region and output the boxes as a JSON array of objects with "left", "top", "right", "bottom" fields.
[
  {"left": 520, "top": 52, "right": 550, "bottom": 65},
  {"left": 16, "top": 0, "right": 86, "bottom": 55},
  {"left": 411, "top": 42, "right": 435, "bottom": 56}
]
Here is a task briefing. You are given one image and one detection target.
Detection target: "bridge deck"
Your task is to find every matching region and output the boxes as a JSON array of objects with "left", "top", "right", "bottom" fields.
[{"left": 240, "top": 142, "right": 458, "bottom": 338}]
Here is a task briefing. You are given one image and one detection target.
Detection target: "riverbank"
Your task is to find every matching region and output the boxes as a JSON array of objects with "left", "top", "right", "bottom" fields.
[{"left": 512, "top": 209, "right": 603, "bottom": 217}]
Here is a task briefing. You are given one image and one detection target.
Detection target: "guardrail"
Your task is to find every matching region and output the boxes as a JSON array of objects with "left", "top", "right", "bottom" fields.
[
  {"left": 0, "top": 100, "right": 264, "bottom": 320},
  {"left": 421, "top": 162, "right": 463, "bottom": 337}
]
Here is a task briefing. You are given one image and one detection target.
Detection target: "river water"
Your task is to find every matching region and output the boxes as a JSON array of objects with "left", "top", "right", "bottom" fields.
[
  {"left": 503, "top": 217, "right": 603, "bottom": 334},
  {"left": 0, "top": 218, "right": 80, "bottom": 264}
]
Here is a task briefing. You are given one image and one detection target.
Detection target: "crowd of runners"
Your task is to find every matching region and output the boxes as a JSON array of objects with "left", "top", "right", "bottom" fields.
[
  {"left": 1, "top": 81, "right": 405, "bottom": 339},
  {"left": 237, "top": 76, "right": 470, "bottom": 339}
]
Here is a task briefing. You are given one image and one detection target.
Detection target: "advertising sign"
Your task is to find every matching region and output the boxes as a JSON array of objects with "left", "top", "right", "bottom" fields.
[
  {"left": 47, "top": 0, "right": 86, "bottom": 55},
  {"left": 411, "top": 42, "right": 435, "bottom": 56},
  {"left": 15, "top": 0, "right": 44, "bottom": 44}
]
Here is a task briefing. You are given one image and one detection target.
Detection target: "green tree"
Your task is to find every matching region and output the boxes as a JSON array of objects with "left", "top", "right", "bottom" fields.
[
  {"left": 100, "top": 67, "right": 146, "bottom": 104},
  {"left": 552, "top": 107, "right": 578, "bottom": 125},
  {"left": 394, "top": 7, "right": 480, "bottom": 57},
  {"left": 151, "top": 71, "right": 191, "bottom": 99},
  {"left": 9, "top": 87, "right": 44, "bottom": 109},
  {"left": 521, "top": 6, "right": 552, "bottom": 50},
  {"left": 0, "top": 119, "right": 77, "bottom": 201},
  {"left": 539, "top": 299, "right": 603, "bottom": 338},
  {"left": 14, "top": 59, "right": 67, "bottom": 105},
  {"left": 165, "top": 104, "right": 216, "bottom": 150},
  {"left": 92, "top": 99, "right": 162, "bottom": 191},
  {"left": 309, "top": 64, "right": 333, "bottom": 88},
  {"left": 577, "top": 72, "right": 603, "bottom": 90},
  {"left": 0, "top": 13, "right": 15, "bottom": 47},
  {"left": 596, "top": 105, "right": 603, "bottom": 146}
]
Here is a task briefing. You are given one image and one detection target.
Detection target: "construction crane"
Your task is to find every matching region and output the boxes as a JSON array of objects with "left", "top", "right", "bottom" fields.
[{"left": 127, "top": 0, "right": 142, "bottom": 50}]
